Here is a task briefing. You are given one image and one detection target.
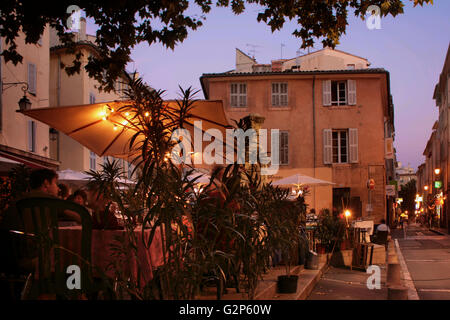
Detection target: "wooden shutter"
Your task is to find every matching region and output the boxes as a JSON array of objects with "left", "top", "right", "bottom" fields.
[
  {"left": 239, "top": 83, "right": 246, "bottom": 107},
  {"left": 348, "top": 80, "right": 357, "bottom": 105},
  {"left": 280, "top": 83, "right": 288, "bottom": 106},
  {"left": 349, "top": 128, "right": 359, "bottom": 163},
  {"left": 280, "top": 131, "right": 289, "bottom": 164},
  {"left": 323, "top": 80, "right": 331, "bottom": 106},
  {"left": 323, "top": 129, "right": 332, "bottom": 164},
  {"left": 28, "top": 63, "right": 36, "bottom": 94},
  {"left": 28, "top": 121, "right": 36, "bottom": 152}
]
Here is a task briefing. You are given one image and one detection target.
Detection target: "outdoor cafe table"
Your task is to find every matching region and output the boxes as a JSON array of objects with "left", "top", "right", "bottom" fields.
[{"left": 58, "top": 225, "right": 165, "bottom": 286}]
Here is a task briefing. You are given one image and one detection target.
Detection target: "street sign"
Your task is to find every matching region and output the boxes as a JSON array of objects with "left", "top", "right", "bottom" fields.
[
  {"left": 385, "top": 185, "right": 395, "bottom": 196},
  {"left": 435, "top": 181, "right": 442, "bottom": 189}
]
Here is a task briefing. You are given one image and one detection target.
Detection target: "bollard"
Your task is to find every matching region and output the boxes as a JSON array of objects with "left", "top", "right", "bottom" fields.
[
  {"left": 388, "top": 285, "right": 408, "bottom": 300},
  {"left": 387, "top": 254, "right": 399, "bottom": 264},
  {"left": 387, "top": 263, "right": 402, "bottom": 285}
]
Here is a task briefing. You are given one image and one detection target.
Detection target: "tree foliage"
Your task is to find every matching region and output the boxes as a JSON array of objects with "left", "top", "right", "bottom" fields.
[
  {"left": 0, "top": 0, "right": 432, "bottom": 90},
  {"left": 398, "top": 179, "right": 417, "bottom": 215}
]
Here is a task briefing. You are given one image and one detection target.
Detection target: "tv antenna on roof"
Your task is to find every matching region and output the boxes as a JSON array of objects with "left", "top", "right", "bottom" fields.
[{"left": 246, "top": 43, "right": 262, "bottom": 60}]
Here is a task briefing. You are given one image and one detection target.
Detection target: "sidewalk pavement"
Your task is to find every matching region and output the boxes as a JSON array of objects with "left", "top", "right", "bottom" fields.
[
  {"left": 429, "top": 227, "right": 449, "bottom": 235},
  {"left": 307, "top": 265, "right": 388, "bottom": 300}
]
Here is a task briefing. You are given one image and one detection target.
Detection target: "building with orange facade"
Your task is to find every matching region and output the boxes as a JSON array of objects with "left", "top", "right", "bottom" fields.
[{"left": 200, "top": 48, "right": 396, "bottom": 224}]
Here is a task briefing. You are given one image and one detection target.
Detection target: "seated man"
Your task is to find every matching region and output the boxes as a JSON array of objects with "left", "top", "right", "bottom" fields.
[
  {"left": 0, "top": 169, "right": 81, "bottom": 229},
  {"left": 376, "top": 219, "right": 390, "bottom": 234},
  {"left": 372, "top": 219, "right": 390, "bottom": 246}
]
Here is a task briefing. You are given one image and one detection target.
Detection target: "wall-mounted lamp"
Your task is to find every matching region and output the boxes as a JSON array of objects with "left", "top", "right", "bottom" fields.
[{"left": 2, "top": 82, "right": 31, "bottom": 110}]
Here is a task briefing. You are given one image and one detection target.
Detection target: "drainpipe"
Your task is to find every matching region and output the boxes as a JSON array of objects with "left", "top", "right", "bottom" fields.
[{"left": 312, "top": 75, "right": 316, "bottom": 209}]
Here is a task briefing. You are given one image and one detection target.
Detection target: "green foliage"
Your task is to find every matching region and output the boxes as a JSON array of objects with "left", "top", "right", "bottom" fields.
[
  {"left": 316, "top": 209, "right": 345, "bottom": 252},
  {"left": 0, "top": 1, "right": 432, "bottom": 90},
  {"left": 398, "top": 179, "right": 417, "bottom": 216},
  {"left": 0, "top": 165, "right": 31, "bottom": 214}
]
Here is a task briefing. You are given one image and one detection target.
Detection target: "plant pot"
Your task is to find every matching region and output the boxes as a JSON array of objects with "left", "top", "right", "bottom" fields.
[
  {"left": 305, "top": 251, "right": 319, "bottom": 270},
  {"left": 277, "top": 275, "right": 299, "bottom": 294},
  {"left": 340, "top": 239, "right": 351, "bottom": 251},
  {"left": 316, "top": 244, "right": 326, "bottom": 254}
]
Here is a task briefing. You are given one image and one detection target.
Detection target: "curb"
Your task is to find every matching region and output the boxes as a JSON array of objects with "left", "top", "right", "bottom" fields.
[
  {"left": 394, "top": 239, "right": 419, "bottom": 300},
  {"left": 429, "top": 228, "right": 448, "bottom": 236}
]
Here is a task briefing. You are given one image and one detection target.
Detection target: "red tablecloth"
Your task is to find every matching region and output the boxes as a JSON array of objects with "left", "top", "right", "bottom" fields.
[{"left": 58, "top": 226, "right": 165, "bottom": 286}]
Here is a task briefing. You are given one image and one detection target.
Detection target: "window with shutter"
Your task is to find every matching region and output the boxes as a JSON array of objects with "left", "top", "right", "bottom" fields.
[
  {"left": 230, "top": 83, "right": 247, "bottom": 107},
  {"left": 28, "top": 63, "right": 37, "bottom": 95},
  {"left": 347, "top": 80, "right": 357, "bottom": 105},
  {"left": 90, "top": 151, "right": 96, "bottom": 170},
  {"left": 323, "top": 80, "right": 331, "bottom": 106},
  {"left": 349, "top": 128, "right": 359, "bottom": 163},
  {"left": 272, "top": 82, "right": 288, "bottom": 107},
  {"left": 323, "top": 129, "right": 332, "bottom": 164},
  {"left": 28, "top": 120, "right": 36, "bottom": 152},
  {"left": 331, "top": 81, "right": 347, "bottom": 106},
  {"left": 89, "top": 93, "right": 96, "bottom": 104},
  {"left": 279, "top": 131, "right": 289, "bottom": 165}
]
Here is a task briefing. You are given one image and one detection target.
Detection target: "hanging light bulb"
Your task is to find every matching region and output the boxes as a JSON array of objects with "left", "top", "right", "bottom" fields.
[
  {"left": 113, "top": 125, "right": 118, "bottom": 131},
  {"left": 145, "top": 112, "right": 149, "bottom": 117},
  {"left": 125, "top": 112, "right": 130, "bottom": 117}
]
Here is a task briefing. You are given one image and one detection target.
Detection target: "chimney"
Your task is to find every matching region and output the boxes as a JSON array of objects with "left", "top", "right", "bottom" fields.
[
  {"left": 271, "top": 60, "right": 283, "bottom": 72},
  {"left": 79, "top": 17, "right": 86, "bottom": 41}
]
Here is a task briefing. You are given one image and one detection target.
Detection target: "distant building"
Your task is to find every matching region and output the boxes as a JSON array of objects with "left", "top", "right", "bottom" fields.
[
  {"left": 419, "top": 42, "right": 450, "bottom": 230},
  {"left": 201, "top": 48, "right": 396, "bottom": 224},
  {"left": 49, "top": 18, "right": 135, "bottom": 178},
  {"left": 396, "top": 162, "right": 417, "bottom": 187},
  {"left": 0, "top": 27, "right": 60, "bottom": 173}
]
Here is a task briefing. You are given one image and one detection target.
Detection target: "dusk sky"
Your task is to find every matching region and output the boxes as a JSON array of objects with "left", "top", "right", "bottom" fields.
[{"left": 87, "top": 1, "right": 450, "bottom": 171}]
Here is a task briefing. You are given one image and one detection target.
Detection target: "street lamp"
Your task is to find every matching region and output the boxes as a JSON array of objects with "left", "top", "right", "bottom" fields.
[
  {"left": 435, "top": 168, "right": 441, "bottom": 175},
  {"left": 424, "top": 185, "right": 429, "bottom": 191},
  {"left": 344, "top": 209, "right": 351, "bottom": 226}
]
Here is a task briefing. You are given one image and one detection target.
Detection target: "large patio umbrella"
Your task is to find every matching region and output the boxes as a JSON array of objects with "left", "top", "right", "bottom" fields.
[
  {"left": 272, "top": 173, "right": 335, "bottom": 187},
  {"left": 18, "top": 99, "right": 233, "bottom": 161}
]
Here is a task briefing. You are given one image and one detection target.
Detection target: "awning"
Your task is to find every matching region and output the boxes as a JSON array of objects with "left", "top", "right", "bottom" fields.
[{"left": 0, "top": 144, "right": 60, "bottom": 172}]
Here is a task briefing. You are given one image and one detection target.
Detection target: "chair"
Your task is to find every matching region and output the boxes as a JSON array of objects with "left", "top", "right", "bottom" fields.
[
  {"left": 14, "top": 197, "right": 93, "bottom": 299},
  {"left": 372, "top": 231, "right": 389, "bottom": 249}
]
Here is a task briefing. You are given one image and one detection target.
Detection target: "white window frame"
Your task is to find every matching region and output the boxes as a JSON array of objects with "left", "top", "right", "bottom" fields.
[
  {"left": 230, "top": 83, "right": 247, "bottom": 108},
  {"left": 271, "top": 82, "right": 288, "bottom": 107},
  {"left": 90, "top": 151, "right": 96, "bottom": 170},
  {"left": 331, "top": 81, "right": 347, "bottom": 106},
  {"left": 279, "top": 131, "right": 289, "bottom": 165},
  {"left": 332, "top": 130, "right": 349, "bottom": 164}
]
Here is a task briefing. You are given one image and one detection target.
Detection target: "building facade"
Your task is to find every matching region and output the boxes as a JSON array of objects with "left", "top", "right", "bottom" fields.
[
  {"left": 49, "top": 18, "right": 134, "bottom": 177},
  {"left": 201, "top": 48, "right": 395, "bottom": 223},
  {"left": 0, "top": 27, "right": 60, "bottom": 173},
  {"left": 418, "top": 43, "right": 450, "bottom": 230}
]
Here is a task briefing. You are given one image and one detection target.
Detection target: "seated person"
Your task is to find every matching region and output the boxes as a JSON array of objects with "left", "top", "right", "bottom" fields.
[
  {"left": 376, "top": 219, "right": 390, "bottom": 234},
  {"left": 1, "top": 169, "right": 81, "bottom": 228},
  {"left": 0, "top": 169, "right": 80, "bottom": 273},
  {"left": 86, "top": 187, "right": 121, "bottom": 230},
  {"left": 67, "top": 189, "right": 88, "bottom": 207}
]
